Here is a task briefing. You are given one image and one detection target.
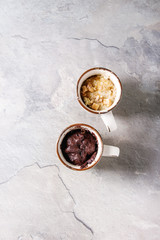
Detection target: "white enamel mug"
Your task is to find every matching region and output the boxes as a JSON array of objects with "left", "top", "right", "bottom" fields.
[
  {"left": 77, "top": 68, "right": 122, "bottom": 132},
  {"left": 56, "top": 123, "right": 120, "bottom": 171}
]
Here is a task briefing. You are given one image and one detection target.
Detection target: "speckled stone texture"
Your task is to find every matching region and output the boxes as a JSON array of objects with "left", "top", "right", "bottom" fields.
[{"left": 0, "top": 0, "right": 160, "bottom": 239}]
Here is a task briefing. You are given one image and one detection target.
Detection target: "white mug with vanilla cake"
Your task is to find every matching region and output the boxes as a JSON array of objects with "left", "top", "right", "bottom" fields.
[{"left": 77, "top": 67, "right": 122, "bottom": 131}]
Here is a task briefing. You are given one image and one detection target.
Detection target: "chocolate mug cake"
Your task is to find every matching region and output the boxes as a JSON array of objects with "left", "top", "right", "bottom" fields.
[
  {"left": 60, "top": 129, "right": 98, "bottom": 168},
  {"left": 57, "top": 123, "right": 120, "bottom": 171}
]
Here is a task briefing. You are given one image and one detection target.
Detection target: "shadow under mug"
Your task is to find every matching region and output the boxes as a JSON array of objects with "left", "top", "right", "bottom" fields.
[
  {"left": 77, "top": 67, "right": 122, "bottom": 131},
  {"left": 56, "top": 123, "right": 120, "bottom": 171}
]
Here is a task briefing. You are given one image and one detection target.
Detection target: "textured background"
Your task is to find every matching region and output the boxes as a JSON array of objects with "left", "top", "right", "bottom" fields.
[{"left": 0, "top": 0, "right": 160, "bottom": 239}]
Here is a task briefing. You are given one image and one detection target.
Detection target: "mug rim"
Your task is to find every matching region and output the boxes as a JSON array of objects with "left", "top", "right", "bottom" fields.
[
  {"left": 77, "top": 67, "right": 122, "bottom": 114},
  {"left": 56, "top": 123, "right": 104, "bottom": 171}
]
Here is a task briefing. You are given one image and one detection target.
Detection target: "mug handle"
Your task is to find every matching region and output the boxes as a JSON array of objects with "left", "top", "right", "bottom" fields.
[
  {"left": 102, "top": 145, "right": 120, "bottom": 157},
  {"left": 100, "top": 111, "right": 117, "bottom": 132}
]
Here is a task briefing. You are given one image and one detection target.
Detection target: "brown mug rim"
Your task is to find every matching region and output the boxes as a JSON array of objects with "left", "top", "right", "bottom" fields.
[
  {"left": 77, "top": 67, "right": 122, "bottom": 114},
  {"left": 56, "top": 123, "right": 104, "bottom": 171}
]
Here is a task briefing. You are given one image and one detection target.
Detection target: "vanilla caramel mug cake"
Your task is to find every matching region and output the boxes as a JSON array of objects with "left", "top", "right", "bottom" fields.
[
  {"left": 81, "top": 74, "right": 117, "bottom": 111},
  {"left": 77, "top": 68, "right": 122, "bottom": 114}
]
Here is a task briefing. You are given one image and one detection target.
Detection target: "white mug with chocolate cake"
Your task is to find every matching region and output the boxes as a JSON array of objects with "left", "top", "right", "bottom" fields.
[
  {"left": 77, "top": 68, "right": 122, "bottom": 131},
  {"left": 56, "top": 124, "right": 120, "bottom": 171}
]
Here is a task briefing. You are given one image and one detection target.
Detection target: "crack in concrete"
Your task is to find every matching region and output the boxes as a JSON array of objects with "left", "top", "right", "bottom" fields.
[
  {"left": 61, "top": 210, "right": 94, "bottom": 236},
  {"left": 35, "top": 162, "right": 60, "bottom": 171},
  {"left": 0, "top": 162, "right": 59, "bottom": 186},
  {"left": 0, "top": 175, "right": 16, "bottom": 186},
  {"left": 72, "top": 210, "right": 94, "bottom": 235},
  {"left": 0, "top": 162, "right": 94, "bottom": 237},
  {"left": 12, "top": 34, "right": 28, "bottom": 40},
  {"left": 57, "top": 173, "right": 76, "bottom": 204},
  {"left": 79, "top": 15, "right": 88, "bottom": 20},
  {"left": 69, "top": 37, "right": 119, "bottom": 50}
]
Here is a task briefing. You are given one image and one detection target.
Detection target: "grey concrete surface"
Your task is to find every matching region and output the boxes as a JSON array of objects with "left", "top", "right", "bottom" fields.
[{"left": 0, "top": 0, "right": 160, "bottom": 239}]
